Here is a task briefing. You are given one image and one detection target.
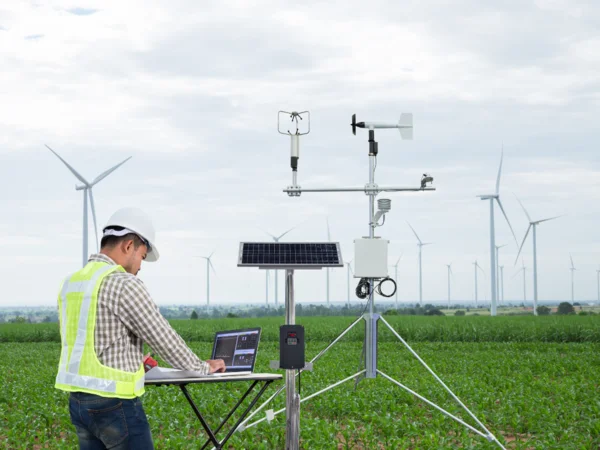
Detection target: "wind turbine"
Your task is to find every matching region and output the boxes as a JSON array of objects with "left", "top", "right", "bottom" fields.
[
  {"left": 446, "top": 263, "right": 453, "bottom": 309},
  {"left": 390, "top": 255, "right": 403, "bottom": 309},
  {"left": 569, "top": 254, "right": 576, "bottom": 303},
  {"left": 473, "top": 260, "right": 484, "bottom": 308},
  {"left": 477, "top": 150, "right": 518, "bottom": 316},
  {"left": 512, "top": 259, "right": 527, "bottom": 305},
  {"left": 265, "top": 227, "right": 295, "bottom": 308},
  {"left": 346, "top": 260, "right": 353, "bottom": 308},
  {"left": 407, "top": 222, "right": 432, "bottom": 306},
  {"left": 514, "top": 196, "right": 561, "bottom": 316},
  {"left": 495, "top": 244, "right": 507, "bottom": 307},
  {"left": 46, "top": 144, "right": 131, "bottom": 267},
  {"left": 198, "top": 252, "right": 216, "bottom": 313}
]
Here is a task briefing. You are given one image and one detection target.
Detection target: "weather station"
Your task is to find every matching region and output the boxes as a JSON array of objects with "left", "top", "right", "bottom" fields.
[{"left": 236, "top": 111, "right": 507, "bottom": 449}]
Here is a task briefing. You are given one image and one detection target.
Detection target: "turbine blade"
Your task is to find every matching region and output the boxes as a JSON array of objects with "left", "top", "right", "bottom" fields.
[
  {"left": 511, "top": 270, "right": 521, "bottom": 280},
  {"left": 513, "top": 194, "right": 532, "bottom": 223},
  {"left": 496, "top": 198, "right": 518, "bottom": 247},
  {"left": 495, "top": 149, "right": 504, "bottom": 195},
  {"left": 209, "top": 259, "right": 216, "bottom": 275},
  {"left": 277, "top": 227, "right": 295, "bottom": 241},
  {"left": 514, "top": 224, "right": 532, "bottom": 265},
  {"left": 395, "top": 256, "right": 401, "bottom": 266},
  {"left": 45, "top": 144, "right": 90, "bottom": 186},
  {"left": 570, "top": 253, "right": 575, "bottom": 270},
  {"left": 537, "top": 215, "right": 562, "bottom": 224},
  {"left": 406, "top": 222, "right": 422, "bottom": 244},
  {"left": 326, "top": 218, "right": 331, "bottom": 241},
  {"left": 91, "top": 156, "right": 132, "bottom": 186},
  {"left": 264, "top": 230, "right": 277, "bottom": 240},
  {"left": 422, "top": 242, "right": 433, "bottom": 246},
  {"left": 88, "top": 188, "right": 99, "bottom": 252}
]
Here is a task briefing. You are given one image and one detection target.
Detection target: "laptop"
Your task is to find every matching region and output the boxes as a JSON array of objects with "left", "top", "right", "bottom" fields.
[
  {"left": 209, "top": 327, "right": 261, "bottom": 376},
  {"left": 145, "top": 327, "right": 261, "bottom": 381}
]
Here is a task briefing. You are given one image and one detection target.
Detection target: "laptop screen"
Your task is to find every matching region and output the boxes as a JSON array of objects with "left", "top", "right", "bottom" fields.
[{"left": 211, "top": 328, "right": 261, "bottom": 372}]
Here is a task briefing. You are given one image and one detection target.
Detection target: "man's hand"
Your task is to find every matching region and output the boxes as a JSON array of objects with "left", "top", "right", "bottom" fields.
[{"left": 207, "top": 359, "right": 226, "bottom": 373}]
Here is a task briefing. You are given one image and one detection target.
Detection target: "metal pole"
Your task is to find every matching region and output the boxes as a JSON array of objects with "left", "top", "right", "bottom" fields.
[
  {"left": 275, "top": 270, "right": 278, "bottom": 308},
  {"left": 597, "top": 270, "right": 599, "bottom": 303},
  {"left": 532, "top": 225, "right": 538, "bottom": 315},
  {"left": 489, "top": 200, "right": 497, "bottom": 316},
  {"left": 265, "top": 270, "right": 269, "bottom": 308},
  {"left": 206, "top": 260, "right": 210, "bottom": 314},
  {"left": 395, "top": 265, "right": 399, "bottom": 309},
  {"left": 326, "top": 268, "right": 330, "bottom": 307},
  {"left": 284, "top": 270, "right": 299, "bottom": 450},
  {"left": 83, "top": 189, "right": 88, "bottom": 267},
  {"left": 418, "top": 245, "right": 423, "bottom": 306},
  {"left": 365, "top": 130, "right": 377, "bottom": 379}
]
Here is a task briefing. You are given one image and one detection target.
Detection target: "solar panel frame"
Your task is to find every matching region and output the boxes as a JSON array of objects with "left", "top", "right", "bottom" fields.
[{"left": 237, "top": 242, "right": 344, "bottom": 269}]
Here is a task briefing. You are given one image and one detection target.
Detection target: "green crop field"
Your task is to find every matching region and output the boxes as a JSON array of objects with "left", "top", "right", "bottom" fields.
[{"left": 1, "top": 316, "right": 599, "bottom": 449}]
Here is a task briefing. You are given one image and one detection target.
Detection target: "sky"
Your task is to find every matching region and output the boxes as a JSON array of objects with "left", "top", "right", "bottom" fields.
[{"left": 1, "top": 0, "right": 599, "bottom": 308}]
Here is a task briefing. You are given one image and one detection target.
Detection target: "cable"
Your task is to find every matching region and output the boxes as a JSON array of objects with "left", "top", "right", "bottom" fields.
[
  {"left": 355, "top": 278, "right": 371, "bottom": 299},
  {"left": 375, "top": 277, "right": 397, "bottom": 298}
]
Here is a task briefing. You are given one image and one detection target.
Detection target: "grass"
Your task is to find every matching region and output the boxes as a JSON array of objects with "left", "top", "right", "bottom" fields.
[
  {"left": 2, "top": 315, "right": 600, "bottom": 343},
  {"left": 1, "top": 316, "right": 600, "bottom": 448}
]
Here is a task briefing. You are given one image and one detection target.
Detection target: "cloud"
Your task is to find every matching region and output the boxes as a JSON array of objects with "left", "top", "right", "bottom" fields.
[
  {"left": 67, "top": 8, "right": 98, "bottom": 16},
  {"left": 24, "top": 34, "right": 44, "bottom": 40}
]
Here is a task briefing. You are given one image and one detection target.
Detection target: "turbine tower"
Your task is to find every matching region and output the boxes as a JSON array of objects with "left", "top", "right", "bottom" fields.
[
  {"left": 477, "top": 150, "right": 518, "bottom": 316},
  {"left": 346, "top": 260, "right": 353, "bottom": 308},
  {"left": 473, "top": 260, "right": 484, "bottom": 308},
  {"left": 499, "top": 265, "right": 505, "bottom": 305},
  {"left": 407, "top": 222, "right": 432, "bottom": 307},
  {"left": 198, "top": 252, "right": 216, "bottom": 313},
  {"left": 265, "top": 227, "right": 295, "bottom": 308},
  {"left": 390, "top": 255, "right": 402, "bottom": 309},
  {"left": 514, "top": 196, "right": 561, "bottom": 316},
  {"left": 446, "top": 263, "right": 453, "bottom": 309},
  {"left": 495, "top": 244, "right": 507, "bottom": 306},
  {"left": 46, "top": 144, "right": 131, "bottom": 267},
  {"left": 569, "top": 254, "right": 576, "bottom": 303}
]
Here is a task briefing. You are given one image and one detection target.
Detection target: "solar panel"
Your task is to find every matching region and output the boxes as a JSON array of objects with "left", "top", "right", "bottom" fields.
[{"left": 238, "top": 242, "right": 343, "bottom": 269}]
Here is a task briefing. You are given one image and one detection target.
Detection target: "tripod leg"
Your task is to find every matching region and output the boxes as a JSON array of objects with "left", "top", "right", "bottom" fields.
[
  {"left": 238, "top": 315, "right": 364, "bottom": 430},
  {"left": 242, "top": 370, "right": 366, "bottom": 431},
  {"left": 379, "top": 317, "right": 507, "bottom": 449}
]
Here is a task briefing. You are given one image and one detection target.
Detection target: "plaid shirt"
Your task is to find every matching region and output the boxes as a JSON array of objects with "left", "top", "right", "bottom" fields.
[{"left": 85, "top": 253, "right": 209, "bottom": 374}]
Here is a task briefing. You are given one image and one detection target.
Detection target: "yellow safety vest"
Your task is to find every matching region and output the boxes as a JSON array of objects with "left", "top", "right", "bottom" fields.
[{"left": 55, "top": 261, "right": 145, "bottom": 399}]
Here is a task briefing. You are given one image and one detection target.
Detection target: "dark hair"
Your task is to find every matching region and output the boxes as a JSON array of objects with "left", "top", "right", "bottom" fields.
[{"left": 101, "top": 226, "right": 145, "bottom": 250}]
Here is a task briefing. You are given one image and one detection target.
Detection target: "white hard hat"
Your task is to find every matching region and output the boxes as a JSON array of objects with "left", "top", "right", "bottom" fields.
[{"left": 103, "top": 207, "right": 160, "bottom": 262}]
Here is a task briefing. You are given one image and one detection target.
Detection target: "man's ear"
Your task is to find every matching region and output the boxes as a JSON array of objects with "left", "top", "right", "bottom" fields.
[{"left": 121, "top": 238, "right": 134, "bottom": 254}]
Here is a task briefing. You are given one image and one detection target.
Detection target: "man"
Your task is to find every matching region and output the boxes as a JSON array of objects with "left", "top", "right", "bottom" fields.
[{"left": 55, "top": 207, "right": 225, "bottom": 449}]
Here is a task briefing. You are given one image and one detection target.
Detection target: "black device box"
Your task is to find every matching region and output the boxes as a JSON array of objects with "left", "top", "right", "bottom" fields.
[{"left": 279, "top": 325, "right": 305, "bottom": 369}]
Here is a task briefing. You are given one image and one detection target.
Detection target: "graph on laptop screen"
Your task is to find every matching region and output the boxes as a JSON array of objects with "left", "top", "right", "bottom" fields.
[{"left": 212, "top": 328, "right": 261, "bottom": 372}]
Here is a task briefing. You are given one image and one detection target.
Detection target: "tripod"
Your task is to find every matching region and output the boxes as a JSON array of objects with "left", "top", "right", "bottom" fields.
[{"left": 236, "top": 115, "right": 506, "bottom": 449}]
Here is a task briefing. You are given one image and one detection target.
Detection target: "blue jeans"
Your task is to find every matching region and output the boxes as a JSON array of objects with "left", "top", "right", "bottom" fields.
[{"left": 69, "top": 392, "right": 154, "bottom": 449}]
